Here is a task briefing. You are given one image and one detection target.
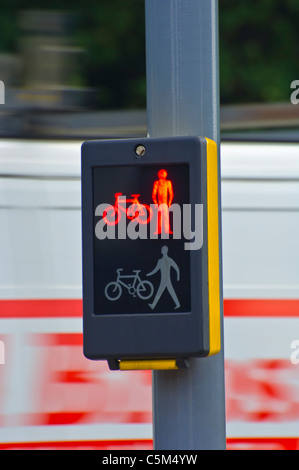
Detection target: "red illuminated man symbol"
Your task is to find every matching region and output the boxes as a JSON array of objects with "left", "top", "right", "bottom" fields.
[{"left": 152, "top": 169, "right": 174, "bottom": 235}]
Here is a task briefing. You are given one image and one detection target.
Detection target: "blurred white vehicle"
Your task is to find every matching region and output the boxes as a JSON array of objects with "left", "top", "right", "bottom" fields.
[{"left": 1, "top": 129, "right": 299, "bottom": 450}]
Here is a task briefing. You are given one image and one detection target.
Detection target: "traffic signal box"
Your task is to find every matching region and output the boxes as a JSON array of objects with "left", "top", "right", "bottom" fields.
[{"left": 81, "top": 136, "right": 221, "bottom": 370}]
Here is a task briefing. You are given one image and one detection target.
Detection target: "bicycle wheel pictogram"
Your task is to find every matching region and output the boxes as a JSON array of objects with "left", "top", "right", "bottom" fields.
[
  {"left": 132, "top": 204, "right": 153, "bottom": 225},
  {"left": 136, "top": 280, "right": 154, "bottom": 300},
  {"left": 104, "top": 281, "right": 122, "bottom": 301},
  {"left": 103, "top": 206, "right": 121, "bottom": 226}
]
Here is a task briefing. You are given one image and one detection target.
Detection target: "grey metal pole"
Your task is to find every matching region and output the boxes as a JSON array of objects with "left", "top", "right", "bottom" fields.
[{"left": 145, "top": 0, "right": 226, "bottom": 450}]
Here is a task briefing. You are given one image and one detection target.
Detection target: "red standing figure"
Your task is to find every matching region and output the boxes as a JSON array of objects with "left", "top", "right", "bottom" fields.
[{"left": 152, "top": 169, "right": 174, "bottom": 235}]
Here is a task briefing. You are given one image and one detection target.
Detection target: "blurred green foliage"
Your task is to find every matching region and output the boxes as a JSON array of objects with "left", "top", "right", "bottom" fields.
[
  {"left": 0, "top": 0, "right": 298, "bottom": 107},
  {"left": 0, "top": 0, "right": 146, "bottom": 108},
  {"left": 219, "top": 0, "right": 299, "bottom": 104}
]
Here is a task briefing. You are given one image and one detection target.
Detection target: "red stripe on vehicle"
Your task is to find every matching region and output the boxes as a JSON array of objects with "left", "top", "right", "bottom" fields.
[
  {"left": 224, "top": 299, "right": 299, "bottom": 317},
  {"left": 0, "top": 299, "right": 299, "bottom": 318},
  {"left": 0, "top": 299, "right": 82, "bottom": 318},
  {"left": 0, "top": 439, "right": 153, "bottom": 450}
]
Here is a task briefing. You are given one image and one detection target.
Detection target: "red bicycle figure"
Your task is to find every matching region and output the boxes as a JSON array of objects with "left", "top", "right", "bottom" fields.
[{"left": 103, "top": 193, "right": 153, "bottom": 226}]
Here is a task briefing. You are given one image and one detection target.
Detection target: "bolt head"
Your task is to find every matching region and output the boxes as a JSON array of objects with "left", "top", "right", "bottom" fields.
[{"left": 135, "top": 145, "right": 146, "bottom": 157}]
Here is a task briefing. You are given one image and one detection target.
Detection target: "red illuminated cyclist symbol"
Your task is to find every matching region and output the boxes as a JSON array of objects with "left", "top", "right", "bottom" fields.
[
  {"left": 105, "top": 268, "right": 154, "bottom": 301},
  {"left": 103, "top": 193, "right": 153, "bottom": 226}
]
